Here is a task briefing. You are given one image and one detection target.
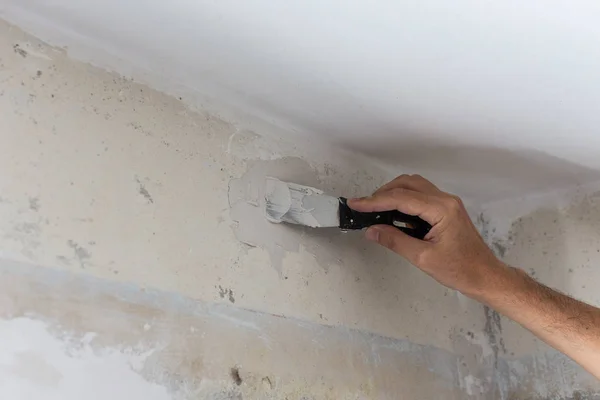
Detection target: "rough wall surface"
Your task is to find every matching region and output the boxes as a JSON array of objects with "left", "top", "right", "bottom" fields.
[
  {"left": 480, "top": 189, "right": 600, "bottom": 399},
  {"left": 0, "top": 20, "right": 489, "bottom": 398},
  {"left": 0, "top": 19, "right": 598, "bottom": 399}
]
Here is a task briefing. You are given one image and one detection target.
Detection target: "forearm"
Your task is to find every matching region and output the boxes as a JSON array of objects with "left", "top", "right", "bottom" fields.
[
  {"left": 350, "top": 174, "right": 600, "bottom": 377},
  {"left": 471, "top": 263, "right": 600, "bottom": 378}
]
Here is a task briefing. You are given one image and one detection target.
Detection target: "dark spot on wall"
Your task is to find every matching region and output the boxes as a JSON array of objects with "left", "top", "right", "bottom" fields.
[
  {"left": 67, "top": 240, "right": 92, "bottom": 268},
  {"left": 492, "top": 241, "right": 506, "bottom": 258},
  {"left": 36, "top": 70, "right": 42, "bottom": 77},
  {"left": 13, "top": 44, "right": 27, "bottom": 57},
  {"left": 230, "top": 367, "right": 242, "bottom": 386},
  {"left": 15, "top": 222, "right": 40, "bottom": 235},
  {"left": 218, "top": 285, "right": 235, "bottom": 303},
  {"left": 483, "top": 305, "right": 506, "bottom": 367},
  {"left": 55, "top": 255, "right": 71, "bottom": 265},
  {"left": 519, "top": 389, "right": 597, "bottom": 400},
  {"left": 135, "top": 177, "right": 154, "bottom": 203},
  {"left": 29, "top": 197, "right": 40, "bottom": 211},
  {"left": 262, "top": 376, "right": 273, "bottom": 390}
]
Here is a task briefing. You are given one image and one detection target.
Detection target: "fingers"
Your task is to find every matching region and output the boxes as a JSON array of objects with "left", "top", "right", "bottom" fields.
[
  {"left": 348, "top": 188, "right": 444, "bottom": 225},
  {"left": 374, "top": 174, "right": 441, "bottom": 196},
  {"left": 365, "top": 225, "right": 430, "bottom": 265}
]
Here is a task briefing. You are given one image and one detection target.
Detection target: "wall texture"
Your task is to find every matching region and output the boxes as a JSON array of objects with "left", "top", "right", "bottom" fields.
[
  {"left": 1, "top": 7, "right": 600, "bottom": 400},
  {"left": 0, "top": 21, "right": 492, "bottom": 398},
  {"left": 479, "top": 187, "right": 600, "bottom": 398}
]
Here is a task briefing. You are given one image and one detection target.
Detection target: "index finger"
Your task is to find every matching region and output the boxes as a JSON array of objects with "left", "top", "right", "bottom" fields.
[{"left": 348, "top": 188, "right": 444, "bottom": 226}]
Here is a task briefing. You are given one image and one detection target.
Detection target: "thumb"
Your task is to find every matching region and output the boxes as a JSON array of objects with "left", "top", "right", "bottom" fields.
[{"left": 366, "top": 225, "right": 429, "bottom": 265}]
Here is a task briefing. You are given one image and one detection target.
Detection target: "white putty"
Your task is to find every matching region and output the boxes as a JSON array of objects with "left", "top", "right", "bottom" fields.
[
  {"left": 228, "top": 158, "right": 336, "bottom": 273},
  {"left": 0, "top": 317, "right": 170, "bottom": 400},
  {"left": 264, "top": 177, "right": 339, "bottom": 228}
]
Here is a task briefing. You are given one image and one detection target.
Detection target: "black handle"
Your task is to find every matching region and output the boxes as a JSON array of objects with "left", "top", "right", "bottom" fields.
[{"left": 339, "top": 198, "right": 431, "bottom": 240}]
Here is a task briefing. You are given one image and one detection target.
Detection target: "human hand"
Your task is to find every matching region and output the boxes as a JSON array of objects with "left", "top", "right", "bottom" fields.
[{"left": 348, "top": 175, "right": 503, "bottom": 296}]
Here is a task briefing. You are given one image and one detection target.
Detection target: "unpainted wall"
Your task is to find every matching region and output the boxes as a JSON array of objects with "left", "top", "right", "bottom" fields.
[
  {"left": 478, "top": 187, "right": 600, "bottom": 398},
  {"left": 0, "top": 20, "right": 494, "bottom": 399},
  {"left": 1, "top": 18, "right": 599, "bottom": 400}
]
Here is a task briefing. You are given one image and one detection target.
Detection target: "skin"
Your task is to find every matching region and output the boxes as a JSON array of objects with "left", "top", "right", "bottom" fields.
[{"left": 348, "top": 174, "right": 600, "bottom": 379}]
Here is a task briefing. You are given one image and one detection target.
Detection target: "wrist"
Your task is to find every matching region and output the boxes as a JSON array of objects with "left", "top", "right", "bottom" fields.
[{"left": 462, "top": 260, "right": 519, "bottom": 303}]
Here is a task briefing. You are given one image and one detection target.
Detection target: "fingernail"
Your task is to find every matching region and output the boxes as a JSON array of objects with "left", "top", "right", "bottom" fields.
[{"left": 365, "top": 227, "right": 380, "bottom": 242}]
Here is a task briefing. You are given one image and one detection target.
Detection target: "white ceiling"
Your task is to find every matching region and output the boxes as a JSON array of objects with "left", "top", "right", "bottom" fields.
[{"left": 3, "top": 0, "right": 600, "bottom": 203}]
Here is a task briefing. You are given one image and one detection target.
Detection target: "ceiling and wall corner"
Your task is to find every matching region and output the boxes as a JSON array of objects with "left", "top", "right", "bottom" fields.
[
  {"left": 2, "top": 0, "right": 600, "bottom": 204},
  {"left": 2, "top": 2, "right": 600, "bottom": 398}
]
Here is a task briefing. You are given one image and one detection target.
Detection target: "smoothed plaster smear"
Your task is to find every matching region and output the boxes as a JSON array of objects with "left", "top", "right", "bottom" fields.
[
  {"left": 264, "top": 177, "right": 340, "bottom": 228},
  {"left": 228, "top": 157, "right": 356, "bottom": 274}
]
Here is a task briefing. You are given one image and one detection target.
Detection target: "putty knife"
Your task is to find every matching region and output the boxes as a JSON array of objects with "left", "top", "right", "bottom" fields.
[{"left": 264, "top": 178, "right": 431, "bottom": 239}]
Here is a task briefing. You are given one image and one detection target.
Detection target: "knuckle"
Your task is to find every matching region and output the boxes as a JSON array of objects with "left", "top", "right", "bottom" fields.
[
  {"left": 412, "top": 249, "right": 430, "bottom": 266},
  {"left": 443, "top": 195, "right": 463, "bottom": 211},
  {"left": 383, "top": 175, "right": 410, "bottom": 188}
]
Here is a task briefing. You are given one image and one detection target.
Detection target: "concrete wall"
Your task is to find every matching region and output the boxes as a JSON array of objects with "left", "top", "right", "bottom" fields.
[
  {"left": 1, "top": 13, "right": 600, "bottom": 400},
  {"left": 0, "top": 21, "right": 489, "bottom": 399},
  {"left": 479, "top": 187, "right": 600, "bottom": 398}
]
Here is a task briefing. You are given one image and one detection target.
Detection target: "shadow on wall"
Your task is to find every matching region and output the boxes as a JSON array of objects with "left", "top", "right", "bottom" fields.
[{"left": 342, "top": 138, "right": 600, "bottom": 204}]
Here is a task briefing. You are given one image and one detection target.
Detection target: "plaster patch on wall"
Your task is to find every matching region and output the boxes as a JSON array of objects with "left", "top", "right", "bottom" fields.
[
  {"left": 0, "top": 317, "right": 171, "bottom": 400},
  {"left": 228, "top": 157, "right": 358, "bottom": 274}
]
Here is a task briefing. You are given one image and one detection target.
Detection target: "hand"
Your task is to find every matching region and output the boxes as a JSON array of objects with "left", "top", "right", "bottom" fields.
[{"left": 348, "top": 175, "right": 503, "bottom": 296}]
